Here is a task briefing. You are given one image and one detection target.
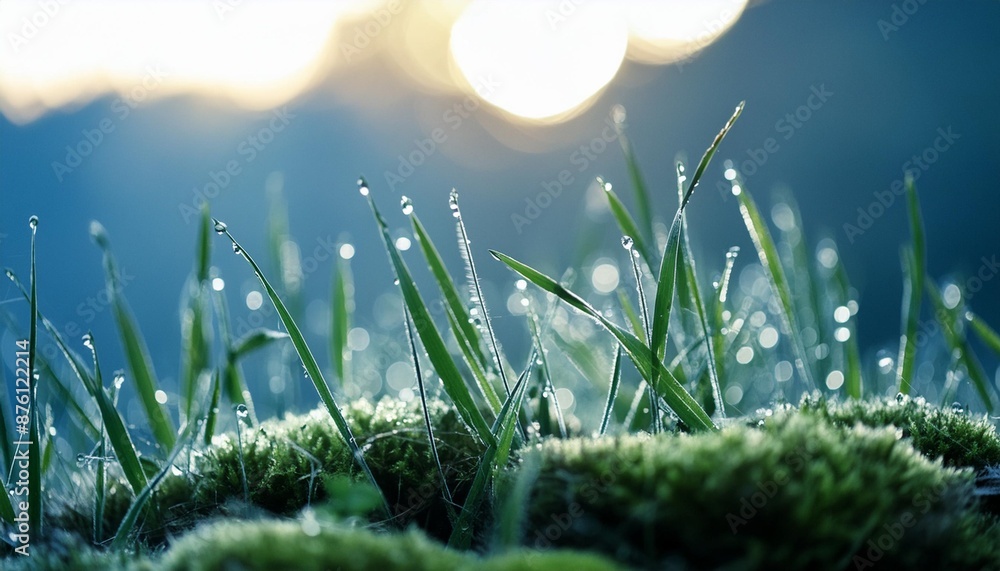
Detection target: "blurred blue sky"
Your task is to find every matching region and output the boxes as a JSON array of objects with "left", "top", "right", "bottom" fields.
[{"left": 2, "top": 0, "right": 999, "bottom": 402}]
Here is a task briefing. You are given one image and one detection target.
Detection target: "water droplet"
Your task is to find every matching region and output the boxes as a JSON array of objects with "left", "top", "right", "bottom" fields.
[
  {"left": 113, "top": 370, "right": 125, "bottom": 389},
  {"left": 621, "top": 236, "right": 633, "bottom": 250},
  {"left": 4, "top": 269, "right": 14, "bottom": 281},
  {"left": 597, "top": 176, "right": 612, "bottom": 192},
  {"left": 76, "top": 453, "right": 87, "bottom": 466},
  {"left": 235, "top": 404, "right": 249, "bottom": 419},
  {"left": 232, "top": 243, "right": 242, "bottom": 255},
  {"left": 28, "top": 215, "right": 38, "bottom": 230},
  {"left": 82, "top": 333, "right": 94, "bottom": 349},
  {"left": 400, "top": 196, "right": 414, "bottom": 215},
  {"left": 895, "top": 392, "right": 906, "bottom": 404},
  {"left": 357, "top": 178, "right": 370, "bottom": 196},
  {"left": 393, "top": 278, "right": 400, "bottom": 285},
  {"left": 726, "top": 246, "right": 740, "bottom": 259},
  {"left": 611, "top": 104, "right": 626, "bottom": 126},
  {"left": 448, "top": 189, "right": 460, "bottom": 218},
  {"left": 951, "top": 402, "right": 965, "bottom": 414},
  {"left": 212, "top": 219, "right": 227, "bottom": 234}
]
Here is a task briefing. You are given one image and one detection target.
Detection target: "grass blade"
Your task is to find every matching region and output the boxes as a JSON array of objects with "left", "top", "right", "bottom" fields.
[
  {"left": 211, "top": 288, "right": 256, "bottom": 417},
  {"left": 90, "top": 222, "right": 177, "bottom": 451},
  {"left": 728, "top": 178, "right": 816, "bottom": 391},
  {"left": 448, "top": 351, "right": 534, "bottom": 549},
  {"left": 649, "top": 103, "right": 744, "bottom": 417},
  {"left": 203, "top": 370, "right": 223, "bottom": 446},
  {"left": 611, "top": 105, "right": 655, "bottom": 248},
  {"left": 179, "top": 206, "right": 213, "bottom": 420},
  {"left": 600, "top": 177, "right": 654, "bottom": 270},
  {"left": 926, "top": 281, "right": 995, "bottom": 411},
  {"left": 599, "top": 345, "right": 623, "bottom": 435},
  {"left": 213, "top": 218, "right": 390, "bottom": 516},
  {"left": 896, "top": 175, "right": 924, "bottom": 395},
  {"left": 6, "top": 272, "right": 148, "bottom": 495},
  {"left": 450, "top": 189, "right": 511, "bottom": 396},
  {"left": 26, "top": 216, "right": 42, "bottom": 542},
  {"left": 361, "top": 181, "right": 495, "bottom": 447},
  {"left": 491, "top": 250, "right": 714, "bottom": 432},
  {"left": 230, "top": 328, "right": 289, "bottom": 360},
  {"left": 331, "top": 255, "right": 351, "bottom": 384},
  {"left": 967, "top": 311, "right": 1000, "bottom": 357}
]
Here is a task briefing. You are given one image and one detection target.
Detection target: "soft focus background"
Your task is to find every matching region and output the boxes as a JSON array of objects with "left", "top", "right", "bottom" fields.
[{"left": 2, "top": 1, "right": 1000, "bottom": 425}]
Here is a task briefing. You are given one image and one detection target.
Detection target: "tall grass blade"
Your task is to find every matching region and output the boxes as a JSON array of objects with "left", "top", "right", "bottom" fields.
[
  {"left": 649, "top": 103, "right": 744, "bottom": 417},
  {"left": 926, "top": 281, "right": 995, "bottom": 411},
  {"left": 450, "top": 189, "right": 511, "bottom": 396},
  {"left": 527, "top": 308, "right": 566, "bottom": 438},
  {"left": 676, "top": 161, "right": 724, "bottom": 417},
  {"left": 711, "top": 247, "right": 740, "bottom": 400},
  {"left": 403, "top": 305, "right": 455, "bottom": 511},
  {"left": 611, "top": 105, "right": 655, "bottom": 248},
  {"left": 896, "top": 175, "right": 924, "bottom": 395},
  {"left": 331, "top": 255, "right": 351, "bottom": 384},
  {"left": 6, "top": 272, "right": 148, "bottom": 494},
  {"left": 26, "top": 215, "right": 42, "bottom": 542},
  {"left": 203, "top": 370, "right": 222, "bottom": 446},
  {"left": 179, "top": 206, "right": 213, "bottom": 420},
  {"left": 361, "top": 182, "right": 495, "bottom": 446},
  {"left": 411, "top": 211, "right": 500, "bottom": 413},
  {"left": 213, "top": 218, "right": 390, "bottom": 516},
  {"left": 211, "top": 288, "right": 255, "bottom": 416},
  {"left": 111, "top": 414, "right": 202, "bottom": 549},
  {"left": 728, "top": 178, "right": 816, "bottom": 391},
  {"left": 832, "top": 258, "right": 863, "bottom": 399},
  {"left": 491, "top": 250, "right": 714, "bottom": 431},
  {"left": 967, "top": 311, "right": 1000, "bottom": 357},
  {"left": 448, "top": 351, "right": 534, "bottom": 549},
  {"left": 599, "top": 345, "right": 623, "bottom": 436},
  {"left": 90, "top": 222, "right": 177, "bottom": 451},
  {"left": 601, "top": 177, "right": 654, "bottom": 269},
  {"left": 230, "top": 328, "right": 289, "bottom": 359}
]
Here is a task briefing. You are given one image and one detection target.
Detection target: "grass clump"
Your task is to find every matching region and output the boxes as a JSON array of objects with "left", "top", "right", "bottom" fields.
[
  {"left": 796, "top": 394, "right": 1000, "bottom": 470},
  {"left": 194, "top": 396, "right": 479, "bottom": 534},
  {"left": 512, "top": 412, "right": 999, "bottom": 569},
  {"left": 159, "top": 519, "right": 623, "bottom": 571}
]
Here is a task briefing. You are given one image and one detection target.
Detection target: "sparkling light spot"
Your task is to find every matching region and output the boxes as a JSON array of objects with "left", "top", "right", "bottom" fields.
[
  {"left": 825, "top": 370, "right": 845, "bottom": 390},
  {"left": 154, "top": 390, "right": 168, "bottom": 404},
  {"left": 833, "top": 305, "right": 850, "bottom": 323},
  {"left": 211, "top": 277, "right": 225, "bottom": 291},
  {"left": 591, "top": 262, "right": 620, "bottom": 294},
  {"left": 774, "top": 361, "right": 793, "bottom": 383},
  {"left": 758, "top": 326, "right": 778, "bottom": 349},
  {"left": 736, "top": 346, "right": 754, "bottom": 364},
  {"left": 246, "top": 290, "right": 263, "bottom": 310},
  {"left": 339, "top": 243, "right": 355, "bottom": 260},
  {"left": 347, "top": 327, "right": 369, "bottom": 351}
]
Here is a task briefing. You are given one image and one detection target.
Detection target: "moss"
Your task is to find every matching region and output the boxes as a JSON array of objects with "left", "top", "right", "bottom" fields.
[
  {"left": 796, "top": 394, "right": 1000, "bottom": 470},
  {"left": 0, "top": 530, "right": 146, "bottom": 571},
  {"left": 194, "top": 396, "right": 481, "bottom": 537},
  {"left": 512, "top": 412, "right": 1000, "bottom": 569},
  {"left": 158, "top": 519, "right": 623, "bottom": 571}
]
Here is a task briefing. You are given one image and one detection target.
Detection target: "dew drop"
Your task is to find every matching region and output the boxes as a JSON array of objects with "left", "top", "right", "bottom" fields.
[
  {"left": 895, "top": 392, "right": 906, "bottom": 404},
  {"left": 212, "top": 219, "right": 227, "bottom": 234},
  {"left": 357, "top": 178, "right": 370, "bottom": 196},
  {"left": 621, "top": 236, "right": 633, "bottom": 250},
  {"left": 232, "top": 243, "right": 242, "bottom": 255},
  {"left": 951, "top": 402, "right": 965, "bottom": 414},
  {"left": 611, "top": 104, "right": 626, "bottom": 126},
  {"left": 76, "top": 453, "right": 87, "bottom": 466},
  {"left": 82, "top": 333, "right": 94, "bottom": 349},
  {"left": 400, "top": 196, "right": 414, "bottom": 216},
  {"left": 113, "top": 370, "right": 125, "bottom": 390},
  {"left": 28, "top": 215, "right": 39, "bottom": 230},
  {"left": 4, "top": 269, "right": 14, "bottom": 281},
  {"left": 448, "top": 189, "right": 460, "bottom": 217},
  {"left": 726, "top": 246, "right": 740, "bottom": 259},
  {"left": 235, "top": 404, "right": 249, "bottom": 419},
  {"left": 393, "top": 278, "right": 400, "bottom": 285}
]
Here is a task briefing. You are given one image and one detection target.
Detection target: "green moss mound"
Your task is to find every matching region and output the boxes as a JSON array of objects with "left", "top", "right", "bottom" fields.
[
  {"left": 513, "top": 412, "right": 1000, "bottom": 569},
  {"left": 796, "top": 394, "right": 1000, "bottom": 470},
  {"left": 194, "top": 396, "right": 480, "bottom": 534},
  {"left": 159, "top": 519, "right": 622, "bottom": 571}
]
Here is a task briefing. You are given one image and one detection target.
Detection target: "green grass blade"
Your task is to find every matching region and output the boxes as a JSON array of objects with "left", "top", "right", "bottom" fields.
[
  {"left": 527, "top": 308, "right": 566, "bottom": 438},
  {"left": 331, "top": 256, "right": 351, "bottom": 384},
  {"left": 926, "top": 281, "right": 995, "bottom": 411},
  {"left": 729, "top": 180, "right": 816, "bottom": 391},
  {"left": 94, "top": 435, "right": 106, "bottom": 543},
  {"left": 203, "top": 370, "right": 223, "bottom": 446},
  {"left": 444, "top": 304, "right": 502, "bottom": 414},
  {"left": 618, "top": 288, "right": 646, "bottom": 341},
  {"left": 230, "top": 328, "right": 289, "bottom": 360},
  {"left": 111, "top": 414, "right": 202, "bottom": 549},
  {"left": 600, "top": 177, "right": 654, "bottom": 269},
  {"left": 214, "top": 218, "right": 390, "bottom": 516},
  {"left": 26, "top": 216, "right": 42, "bottom": 541},
  {"left": 448, "top": 351, "right": 534, "bottom": 549},
  {"left": 211, "top": 288, "right": 255, "bottom": 415},
  {"left": 611, "top": 105, "right": 655, "bottom": 247},
  {"left": 967, "top": 311, "right": 1000, "bottom": 356},
  {"left": 599, "top": 345, "right": 623, "bottom": 435},
  {"left": 491, "top": 250, "right": 714, "bottom": 431},
  {"left": 649, "top": 103, "right": 743, "bottom": 414},
  {"left": 896, "top": 175, "right": 924, "bottom": 395},
  {"left": 832, "top": 257, "right": 863, "bottom": 399},
  {"left": 180, "top": 207, "right": 213, "bottom": 419},
  {"left": 411, "top": 212, "right": 491, "bottom": 374},
  {"left": 6, "top": 271, "right": 149, "bottom": 494},
  {"left": 90, "top": 222, "right": 177, "bottom": 451},
  {"left": 361, "top": 182, "right": 495, "bottom": 447}
]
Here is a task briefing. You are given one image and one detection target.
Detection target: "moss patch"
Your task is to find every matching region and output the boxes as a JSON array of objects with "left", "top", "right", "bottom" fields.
[{"left": 513, "top": 412, "right": 1000, "bottom": 569}]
